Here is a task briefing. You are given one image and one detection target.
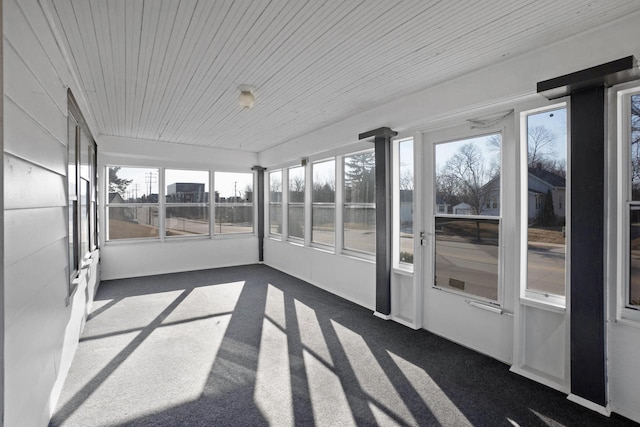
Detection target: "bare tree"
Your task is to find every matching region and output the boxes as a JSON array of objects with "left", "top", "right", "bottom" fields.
[
  {"left": 527, "top": 125, "right": 557, "bottom": 168},
  {"left": 439, "top": 143, "right": 494, "bottom": 215},
  {"left": 631, "top": 95, "right": 640, "bottom": 198},
  {"left": 399, "top": 163, "right": 413, "bottom": 191}
]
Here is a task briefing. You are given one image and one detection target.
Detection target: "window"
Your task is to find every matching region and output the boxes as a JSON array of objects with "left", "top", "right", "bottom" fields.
[
  {"left": 312, "top": 159, "right": 336, "bottom": 246},
  {"left": 288, "top": 166, "right": 305, "bottom": 240},
  {"left": 398, "top": 138, "right": 414, "bottom": 265},
  {"left": 344, "top": 151, "right": 376, "bottom": 254},
  {"left": 67, "top": 91, "right": 97, "bottom": 295},
  {"left": 522, "top": 106, "right": 568, "bottom": 300},
  {"left": 214, "top": 172, "right": 254, "bottom": 234},
  {"left": 269, "top": 170, "right": 283, "bottom": 236},
  {"left": 434, "top": 134, "right": 501, "bottom": 301},
  {"left": 165, "top": 169, "right": 210, "bottom": 237},
  {"left": 106, "top": 167, "right": 160, "bottom": 240},
  {"left": 625, "top": 91, "right": 640, "bottom": 310}
]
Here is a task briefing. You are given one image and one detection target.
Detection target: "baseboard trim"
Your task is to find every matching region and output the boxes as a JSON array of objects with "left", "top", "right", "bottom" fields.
[
  {"left": 567, "top": 394, "right": 611, "bottom": 417},
  {"left": 509, "top": 366, "right": 568, "bottom": 393},
  {"left": 391, "top": 315, "right": 420, "bottom": 330},
  {"left": 373, "top": 311, "right": 391, "bottom": 320}
]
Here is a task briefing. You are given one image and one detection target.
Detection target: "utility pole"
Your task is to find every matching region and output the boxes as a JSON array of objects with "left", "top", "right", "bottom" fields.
[{"left": 144, "top": 172, "right": 157, "bottom": 224}]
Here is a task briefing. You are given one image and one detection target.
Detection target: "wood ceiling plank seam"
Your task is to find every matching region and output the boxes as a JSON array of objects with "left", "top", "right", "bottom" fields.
[
  {"left": 146, "top": 1, "right": 217, "bottom": 137},
  {"left": 124, "top": 0, "right": 143, "bottom": 137},
  {"left": 145, "top": 0, "right": 199, "bottom": 138},
  {"left": 73, "top": 0, "right": 114, "bottom": 135},
  {"left": 109, "top": 0, "right": 127, "bottom": 136},
  {"left": 9, "top": 0, "right": 72, "bottom": 118},
  {"left": 166, "top": 0, "right": 261, "bottom": 142},
  {"left": 132, "top": 0, "right": 162, "bottom": 139},
  {"left": 183, "top": 0, "right": 342, "bottom": 143},
  {"left": 90, "top": 0, "right": 121, "bottom": 136},
  {"left": 138, "top": 0, "right": 182, "bottom": 138},
  {"left": 66, "top": 0, "right": 111, "bottom": 133},
  {"left": 157, "top": 0, "right": 238, "bottom": 140}
]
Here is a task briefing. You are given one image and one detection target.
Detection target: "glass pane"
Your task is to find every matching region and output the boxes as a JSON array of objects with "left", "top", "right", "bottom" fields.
[
  {"left": 68, "top": 115, "right": 78, "bottom": 274},
  {"left": 526, "top": 108, "right": 567, "bottom": 296},
  {"left": 288, "top": 204, "right": 304, "bottom": 239},
  {"left": 215, "top": 205, "right": 254, "bottom": 234},
  {"left": 632, "top": 94, "right": 640, "bottom": 200},
  {"left": 270, "top": 170, "right": 282, "bottom": 202},
  {"left": 630, "top": 209, "right": 640, "bottom": 307},
  {"left": 344, "top": 205, "right": 375, "bottom": 254},
  {"left": 289, "top": 166, "right": 305, "bottom": 203},
  {"left": 434, "top": 217, "right": 499, "bottom": 301},
  {"left": 313, "top": 160, "right": 335, "bottom": 202},
  {"left": 399, "top": 139, "right": 414, "bottom": 264},
  {"left": 166, "top": 206, "right": 210, "bottom": 237},
  {"left": 80, "top": 130, "right": 90, "bottom": 181},
  {"left": 215, "top": 171, "right": 253, "bottom": 203},
  {"left": 312, "top": 205, "right": 335, "bottom": 246},
  {"left": 108, "top": 167, "right": 159, "bottom": 203},
  {"left": 345, "top": 152, "right": 375, "bottom": 204},
  {"left": 166, "top": 169, "right": 209, "bottom": 203},
  {"left": 80, "top": 179, "right": 89, "bottom": 257},
  {"left": 435, "top": 134, "right": 500, "bottom": 216},
  {"left": 108, "top": 206, "right": 159, "bottom": 239},
  {"left": 270, "top": 204, "right": 282, "bottom": 235}
]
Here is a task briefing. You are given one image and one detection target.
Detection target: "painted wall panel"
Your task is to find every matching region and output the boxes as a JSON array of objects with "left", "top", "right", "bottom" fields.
[
  {"left": 609, "top": 324, "right": 640, "bottom": 422},
  {"left": 101, "top": 237, "right": 259, "bottom": 281},
  {"left": 5, "top": 237, "right": 68, "bottom": 327},
  {"left": 4, "top": 155, "right": 66, "bottom": 209},
  {"left": 4, "top": 98, "right": 67, "bottom": 173},
  {"left": 5, "top": 206, "right": 67, "bottom": 265},
  {"left": 264, "top": 238, "right": 376, "bottom": 310},
  {"left": 4, "top": 41, "right": 67, "bottom": 143},
  {"left": 522, "top": 306, "right": 566, "bottom": 382}
]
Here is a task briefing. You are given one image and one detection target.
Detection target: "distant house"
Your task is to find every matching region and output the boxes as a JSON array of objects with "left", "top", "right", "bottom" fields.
[
  {"left": 108, "top": 192, "right": 125, "bottom": 204},
  {"left": 453, "top": 202, "right": 473, "bottom": 215},
  {"left": 527, "top": 165, "right": 566, "bottom": 222}
]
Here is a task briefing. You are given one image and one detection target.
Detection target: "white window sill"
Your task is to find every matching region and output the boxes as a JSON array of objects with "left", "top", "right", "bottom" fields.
[{"left": 393, "top": 266, "right": 414, "bottom": 277}]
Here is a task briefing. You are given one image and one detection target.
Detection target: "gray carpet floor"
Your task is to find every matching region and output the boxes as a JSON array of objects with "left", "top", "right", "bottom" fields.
[{"left": 50, "top": 264, "right": 637, "bottom": 427}]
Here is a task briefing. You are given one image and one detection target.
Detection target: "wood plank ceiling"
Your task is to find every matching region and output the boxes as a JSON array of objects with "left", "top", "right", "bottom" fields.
[{"left": 46, "top": 0, "right": 640, "bottom": 152}]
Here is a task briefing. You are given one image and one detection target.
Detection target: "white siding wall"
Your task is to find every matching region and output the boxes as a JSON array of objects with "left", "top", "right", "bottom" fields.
[{"left": 3, "top": 0, "right": 99, "bottom": 425}]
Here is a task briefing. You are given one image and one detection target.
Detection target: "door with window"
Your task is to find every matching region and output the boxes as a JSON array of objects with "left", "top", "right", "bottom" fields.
[{"left": 422, "top": 123, "right": 515, "bottom": 363}]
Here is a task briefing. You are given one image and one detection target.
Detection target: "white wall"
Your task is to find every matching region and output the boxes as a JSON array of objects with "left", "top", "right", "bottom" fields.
[
  {"left": 98, "top": 135, "right": 260, "bottom": 280},
  {"left": 3, "top": 0, "right": 100, "bottom": 425}
]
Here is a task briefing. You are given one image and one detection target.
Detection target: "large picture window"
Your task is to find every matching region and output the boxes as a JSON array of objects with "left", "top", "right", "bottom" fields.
[
  {"left": 344, "top": 151, "right": 376, "bottom": 254},
  {"left": 522, "top": 106, "right": 568, "bottom": 301},
  {"left": 214, "top": 172, "right": 254, "bottom": 234},
  {"left": 106, "top": 167, "right": 160, "bottom": 240},
  {"left": 312, "top": 159, "right": 335, "bottom": 246},
  {"left": 434, "top": 134, "right": 501, "bottom": 301},
  {"left": 166, "top": 169, "right": 210, "bottom": 237}
]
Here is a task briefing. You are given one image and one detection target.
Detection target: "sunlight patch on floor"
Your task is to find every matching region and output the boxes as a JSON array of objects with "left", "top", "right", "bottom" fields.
[
  {"left": 388, "top": 351, "right": 473, "bottom": 426},
  {"left": 304, "top": 348, "right": 356, "bottom": 427},
  {"left": 255, "top": 285, "right": 293, "bottom": 426}
]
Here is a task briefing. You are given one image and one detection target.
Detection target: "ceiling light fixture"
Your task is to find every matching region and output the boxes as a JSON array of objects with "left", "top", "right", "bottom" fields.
[{"left": 238, "top": 85, "right": 255, "bottom": 109}]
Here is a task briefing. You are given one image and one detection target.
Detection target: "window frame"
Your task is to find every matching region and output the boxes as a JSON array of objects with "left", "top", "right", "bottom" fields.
[
  {"left": 431, "top": 130, "right": 504, "bottom": 305},
  {"left": 213, "top": 170, "right": 255, "bottom": 237},
  {"left": 394, "top": 137, "right": 415, "bottom": 271},
  {"left": 311, "top": 158, "right": 336, "bottom": 249},
  {"left": 164, "top": 168, "right": 211, "bottom": 239},
  {"left": 617, "top": 85, "right": 640, "bottom": 322},
  {"left": 268, "top": 169, "right": 283, "bottom": 238},
  {"left": 105, "top": 165, "right": 162, "bottom": 242},
  {"left": 67, "top": 90, "right": 97, "bottom": 298},
  {"left": 519, "top": 102, "right": 570, "bottom": 309},
  {"left": 342, "top": 149, "right": 377, "bottom": 258}
]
